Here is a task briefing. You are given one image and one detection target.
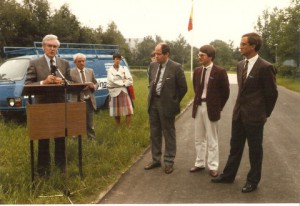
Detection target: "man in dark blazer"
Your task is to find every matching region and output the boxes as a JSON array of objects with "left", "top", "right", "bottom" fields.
[
  {"left": 212, "top": 33, "right": 278, "bottom": 193},
  {"left": 70, "top": 53, "right": 99, "bottom": 140},
  {"left": 144, "top": 43, "right": 187, "bottom": 174},
  {"left": 190, "top": 45, "right": 230, "bottom": 178},
  {"left": 25, "top": 34, "right": 71, "bottom": 176}
]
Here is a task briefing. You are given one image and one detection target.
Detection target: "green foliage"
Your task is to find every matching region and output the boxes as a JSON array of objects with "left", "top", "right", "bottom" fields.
[
  {"left": 255, "top": 0, "right": 300, "bottom": 77},
  {"left": 277, "top": 75, "right": 300, "bottom": 92},
  {"left": 0, "top": 70, "right": 193, "bottom": 203}
]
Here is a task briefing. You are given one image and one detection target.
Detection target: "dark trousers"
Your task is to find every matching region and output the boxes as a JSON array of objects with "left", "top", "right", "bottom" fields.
[
  {"left": 37, "top": 137, "right": 66, "bottom": 175},
  {"left": 149, "top": 97, "right": 176, "bottom": 166},
  {"left": 222, "top": 118, "right": 264, "bottom": 185},
  {"left": 85, "top": 99, "right": 96, "bottom": 139}
]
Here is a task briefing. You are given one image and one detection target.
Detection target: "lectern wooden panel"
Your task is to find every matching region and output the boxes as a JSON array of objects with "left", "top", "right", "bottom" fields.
[{"left": 27, "top": 102, "right": 86, "bottom": 140}]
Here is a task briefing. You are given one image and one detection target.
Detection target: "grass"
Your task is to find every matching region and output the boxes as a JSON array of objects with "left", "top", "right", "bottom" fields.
[
  {"left": 0, "top": 69, "right": 194, "bottom": 204},
  {"left": 276, "top": 75, "right": 300, "bottom": 92}
]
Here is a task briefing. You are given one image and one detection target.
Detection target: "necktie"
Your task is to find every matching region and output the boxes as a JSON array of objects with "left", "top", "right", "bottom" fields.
[
  {"left": 199, "top": 67, "right": 207, "bottom": 97},
  {"left": 153, "top": 64, "right": 162, "bottom": 95},
  {"left": 242, "top": 60, "right": 249, "bottom": 85},
  {"left": 80, "top": 70, "right": 86, "bottom": 83},
  {"left": 50, "top": 59, "right": 56, "bottom": 76}
]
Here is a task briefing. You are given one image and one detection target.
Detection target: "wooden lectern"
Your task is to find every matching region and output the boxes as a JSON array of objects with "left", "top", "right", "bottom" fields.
[{"left": 22, "top": 83, "right": 88, "bottom": 182}]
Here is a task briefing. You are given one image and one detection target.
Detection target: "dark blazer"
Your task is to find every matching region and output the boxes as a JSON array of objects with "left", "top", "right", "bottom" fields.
[
  {"left": 148, "top": 59, "right": 187, "bottom": 118},
  {"left": 192, "top": 65, "right": 230, "bottom": 121},
  {"left": 25, "top": 56, "right": 71, "bottom": 103},
  {"left": 70, "top": 68, "right": 99, "bottom": 110},
  {"left": 233, "top": 57, "right": 278, "bottom": 125}
]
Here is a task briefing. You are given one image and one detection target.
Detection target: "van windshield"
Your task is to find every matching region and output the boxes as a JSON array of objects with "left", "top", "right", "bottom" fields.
[{"left": 0, "top": 59, "right": 29, "bottom": 81}]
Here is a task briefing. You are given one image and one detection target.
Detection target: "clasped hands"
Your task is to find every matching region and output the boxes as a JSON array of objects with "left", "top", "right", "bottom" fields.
[{"left": 43, "top": 75, "right": 64, "bottom": 85}]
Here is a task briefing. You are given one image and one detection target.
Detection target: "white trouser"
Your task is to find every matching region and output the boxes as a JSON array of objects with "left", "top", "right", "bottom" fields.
[{"left": 194, "top": 103, "right": 219, "bottom": 170}]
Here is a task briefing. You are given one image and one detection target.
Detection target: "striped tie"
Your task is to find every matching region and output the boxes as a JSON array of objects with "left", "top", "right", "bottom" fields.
[{"left": 242, "top": 60, "right": 249, "bottom": 85}]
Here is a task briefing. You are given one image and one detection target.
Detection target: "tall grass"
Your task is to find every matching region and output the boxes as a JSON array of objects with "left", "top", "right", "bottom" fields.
[{"left": 0, "top": 69, "right": 193, "bottom": 204}]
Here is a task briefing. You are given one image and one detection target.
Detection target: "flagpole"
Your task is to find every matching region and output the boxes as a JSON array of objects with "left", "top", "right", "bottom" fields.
[
  {"left": 188, "top": 0, "right": 194, "bottom": 80},
  {"left": 190, "top": 34, "right": 193, "bottom": 80}
]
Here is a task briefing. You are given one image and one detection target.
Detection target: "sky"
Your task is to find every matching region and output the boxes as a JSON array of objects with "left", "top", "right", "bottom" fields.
[{"left": 44, "top": 0, "right": 291, "bottom": 48}]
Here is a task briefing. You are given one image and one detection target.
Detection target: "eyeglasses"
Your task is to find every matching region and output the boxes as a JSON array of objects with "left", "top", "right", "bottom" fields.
[
  {"left": 240, "top": 43, "right": 250, "bottom": 47},
  {"left": 197, "top": 53, "right": 207, "bottom": 58},
  {"left": 155, "top": 53, "right": 163, "bottom": 56},
  {"left": 45, "top": 44, "right": 58, "bottom": 49}
]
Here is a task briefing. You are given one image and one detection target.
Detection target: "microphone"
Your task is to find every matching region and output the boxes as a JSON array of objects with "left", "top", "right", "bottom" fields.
[
  {"left": 51, "top": 65, "right": 57, "bottom": 76},
  {"left": 55, "top": 66, "right": 70, "bottom": 85}
]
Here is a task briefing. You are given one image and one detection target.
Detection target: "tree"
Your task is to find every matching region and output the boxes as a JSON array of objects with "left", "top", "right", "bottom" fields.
[
  {"left": 0, "top": 0, "right": 33, "bottom": 49},
  {"left": 22, "top": 0, "right": 51, "bottom": 40},
  {"left": 134, "top": 36, "right": 156, "bottom": 66},
  {"left": 210, "top": 40, "right": 237, "bottom": 70},
  {"left": 48, "top": 4, "right": 81, "bottom": 43},
  {"left": 255, "top": 0, "right": 300, "bottom": 76},
  {"left": 168, "top": 34, "right": 189, "bottom": 67},
  {"left": 102, "top": 21, "right": 132, "bottom": 63}
]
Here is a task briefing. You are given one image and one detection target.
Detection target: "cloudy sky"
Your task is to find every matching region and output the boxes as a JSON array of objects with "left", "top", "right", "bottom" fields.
[{"left": 45, "top": 0, "right": 291, "bottom": 48}]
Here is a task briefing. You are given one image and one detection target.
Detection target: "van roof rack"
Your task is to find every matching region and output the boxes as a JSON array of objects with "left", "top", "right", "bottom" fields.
[{"left": 3, "top": 42, "right": 120, "bottom": 58}]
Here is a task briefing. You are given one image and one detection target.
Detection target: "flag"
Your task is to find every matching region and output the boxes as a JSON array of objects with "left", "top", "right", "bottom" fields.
[{"left": 188, "top": 0, "right": 193, "bottom": 31}]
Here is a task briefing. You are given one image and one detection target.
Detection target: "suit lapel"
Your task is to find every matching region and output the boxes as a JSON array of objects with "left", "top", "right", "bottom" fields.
[
  {"left": 41, "top": 56, "right": 51, "bottom": 77},
  {"left": 240, "top": 57, "right": 261, "bottom": 91}
]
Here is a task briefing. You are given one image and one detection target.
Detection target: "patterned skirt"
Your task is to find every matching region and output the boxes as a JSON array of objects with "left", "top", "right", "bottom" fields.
[{"left": 109, "top": 91, "right": 134, "bottom": 116}]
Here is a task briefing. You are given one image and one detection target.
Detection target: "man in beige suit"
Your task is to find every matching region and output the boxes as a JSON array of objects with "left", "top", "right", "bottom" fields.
[
  {"left": 70, "top": 53, "right": 99, "bottom": 140},
  {"left": 25, "top": 34, "right": 71, "bottom": 176}
]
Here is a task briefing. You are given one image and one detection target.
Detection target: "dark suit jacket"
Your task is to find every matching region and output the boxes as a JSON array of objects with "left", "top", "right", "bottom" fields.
[
  {"left": 192, "top": 65, "right": 230, "bottom": 121},
  {"left": 70, "top": 68, "right": 99, "bottom": 110},
  {"left": 233, "top": 57, "right": 278, "bottom": 125},
  {"left": 148, "top": 59, "right": 187, "bottom": 118},
  {"left": 25, "top": 56, "right": 71, "bottom": 103}
]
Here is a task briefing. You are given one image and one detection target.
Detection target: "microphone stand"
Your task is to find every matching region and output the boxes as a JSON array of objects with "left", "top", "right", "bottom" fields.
[
  {"left": 54, "top": 66, "right": 69, "bottom": 138},
  {"left": 38, "top": 66, "right": 85, "bottom": 202}
]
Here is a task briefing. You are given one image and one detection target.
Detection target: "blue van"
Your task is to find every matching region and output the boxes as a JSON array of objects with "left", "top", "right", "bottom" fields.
[{"left": 0, "top": 42, "right": 129, "bottom": 120}]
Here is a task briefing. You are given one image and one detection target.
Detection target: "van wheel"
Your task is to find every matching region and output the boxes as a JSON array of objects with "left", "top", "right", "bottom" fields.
[{"left": 0, "top": 111, "right": 26, "bottom": 123}]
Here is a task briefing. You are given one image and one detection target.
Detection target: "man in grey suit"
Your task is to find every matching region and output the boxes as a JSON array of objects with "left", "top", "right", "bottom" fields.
[
  {"left": 25, "top": 34, "right": 71, "bottom": 176},
  {"left": 144, "top": 43, "right": 187, "bottom": 174},
  {"left": 70, "top": 53, "right": 99, "bottom": 140},
  {"left": 211, "top": 33, "right": 278, "bottom": 193}
]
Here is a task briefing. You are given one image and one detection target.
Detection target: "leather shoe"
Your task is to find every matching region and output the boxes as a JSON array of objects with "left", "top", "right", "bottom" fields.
[
  {"left": 209, "top": 170, "right": 218, "bottom": 177},
  {"left": 211, "top": 175, "right": 234, "bottom": 183},
  {"left": 144, "top": 162, "right": 161, "bottom": 170},
  {"left": 165, "top": 165, "right": 174, "bottom": 174},
  {"left": 242, "top": 182, "right": 257, "bottom": 193},
  {"left": 190, "top": 166, "right": 205, "bottom": 172}
]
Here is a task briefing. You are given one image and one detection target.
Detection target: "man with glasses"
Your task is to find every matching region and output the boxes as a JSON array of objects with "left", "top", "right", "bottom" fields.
[
  {"left": 190, "top": 45, "right": 230, "bottom": 178},
  {"left": 25, "top": 34, "right": 71, "bottom": 177},
  {"left": 144, "top": 43, "right": 187, "bottom": 174},
  {"left": 211, "top": 33, "right": 278, "bottom": 193}
]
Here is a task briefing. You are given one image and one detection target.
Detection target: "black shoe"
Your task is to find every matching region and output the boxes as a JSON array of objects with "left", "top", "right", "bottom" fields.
[
  {"left": 211, "top": 175, "right": 234, "bottom": 183},
  {"left": 165, "top": 165, "right": 174, "bottom": 174},
  {"left": 242, "top": 182, "right": 257, "bottom": 193},
  {"left": 144, "top": 162, "right": 161, "bottom": 170}
]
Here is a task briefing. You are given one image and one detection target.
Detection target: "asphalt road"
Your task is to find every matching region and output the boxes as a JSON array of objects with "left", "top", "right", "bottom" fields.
[{"left": 97, "top": 76, "right": 300, "bottom": 204}]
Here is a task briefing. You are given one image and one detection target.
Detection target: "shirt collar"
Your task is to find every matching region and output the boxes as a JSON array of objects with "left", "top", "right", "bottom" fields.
[
  {"left": 246, "top": 54, "right": 259, "bottom": 64},
  {"left": 77, "top": 68, "right": 86, "bottom": 72},
  {"left": 44, "top": 55, "right": 56, "bottom": 64},
  {"left": 203, "top": 62, "right": 213, "bottom": 71},
  {"left": 160, "top": 59, "right": 169, "bottom": 68}
]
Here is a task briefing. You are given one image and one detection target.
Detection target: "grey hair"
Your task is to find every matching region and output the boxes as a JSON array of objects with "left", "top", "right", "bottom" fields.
[
  {"left": 73, "top": 53, "right": 86, "bottom": 61},
  {"left": 42, "top": 34, "right": 60, "bottom": 47}
]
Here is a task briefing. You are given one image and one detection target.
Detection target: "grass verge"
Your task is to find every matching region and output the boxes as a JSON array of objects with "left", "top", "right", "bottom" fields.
[{"left": 0, "top": 69, "right": 193, "bottom": 204}]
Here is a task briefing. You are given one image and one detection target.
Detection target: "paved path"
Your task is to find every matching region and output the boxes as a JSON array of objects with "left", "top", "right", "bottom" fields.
[{"left": 97, "top": 75, "right": 300, "bottom": 203}]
